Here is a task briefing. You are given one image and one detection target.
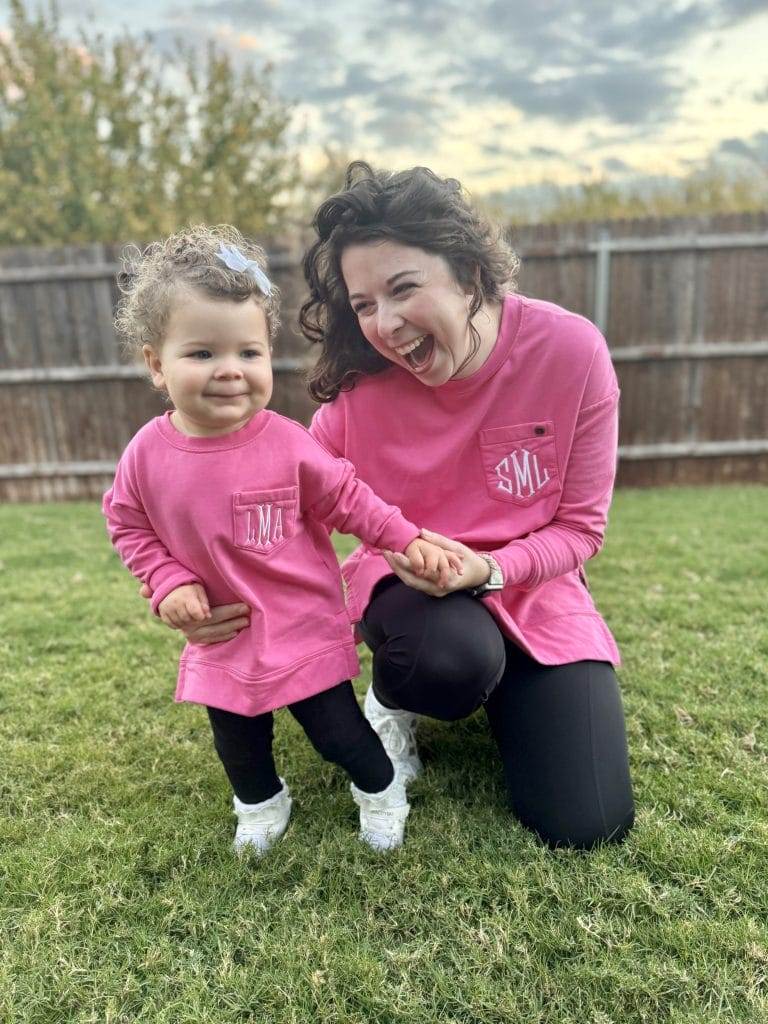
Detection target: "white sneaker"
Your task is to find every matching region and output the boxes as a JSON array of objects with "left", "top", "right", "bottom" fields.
[
  {"left": 364, "top": 685, "right": 423, "bottom": 784},
  {"left": 351, "top": 774, "right": 410, "bottom": 851},
  {"left": 232, "top": 779, "right": 292, "bottom": 855}
]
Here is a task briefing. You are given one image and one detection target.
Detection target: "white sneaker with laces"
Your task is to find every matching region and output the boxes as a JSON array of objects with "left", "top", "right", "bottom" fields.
[
  {"left": 363, "top": 685, "right": 423, "bottom": 784},
  {"left": 233, "top": 778, "right": 292, "bottom": 855},
  {"left": 351, "top": 773, "right": 410, "bottom": 851}
]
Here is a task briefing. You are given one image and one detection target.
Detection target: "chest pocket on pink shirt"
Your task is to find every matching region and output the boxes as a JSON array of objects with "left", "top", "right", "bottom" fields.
[
  {"left": 232, "top": 487, "right": 298, "bottom": 555},
  {"left": 478, "top": 421, "right": 559, "bottom": 507}
]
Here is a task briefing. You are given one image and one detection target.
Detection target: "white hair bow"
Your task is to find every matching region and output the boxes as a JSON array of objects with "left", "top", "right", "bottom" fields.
[{"left": 216, "top": 242, "right": 273, "bottom": 296}]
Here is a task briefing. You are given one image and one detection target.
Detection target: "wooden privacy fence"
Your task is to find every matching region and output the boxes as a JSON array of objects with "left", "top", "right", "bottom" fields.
[{"left": 1, "top": 210, "right": 767, "bottom": 501}]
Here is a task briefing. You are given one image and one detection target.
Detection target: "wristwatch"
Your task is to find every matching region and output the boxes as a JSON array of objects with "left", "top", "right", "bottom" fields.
[{"left": 468, "top": 553, "right": 504, "bottom": 598}]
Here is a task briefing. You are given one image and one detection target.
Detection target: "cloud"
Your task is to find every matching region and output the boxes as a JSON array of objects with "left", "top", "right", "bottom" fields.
[
  {"left": 602, "top": 156, "right": 633, "bottom": 173},
  {"left": 481, "top": 142, "right": 527, "bottom": 159},
  {"left": 590, "top": 3, "right": 711, "bottom": 59},
  {"left": 306, "top": 63, "right": 408, "bottom": 104},
  {"left": 181, "top": 0, "right": 292, "bottom": 27},
  {"left": 716, "top": 0, "right": 768, "bottom": 24},
  {"left": 465, "top": 60, "right": 685, "bottom": 125},
  {"left": 271, "top": 22, "right": 344, "bottom": 101},
  {"left": 478, "top": 0, "right": 714, "bottom": 61},
  {"left": 362, "top": 0, "right": 465, "bottom": 38},
  {"left": 442, "top": 1, "right": 715, "bottom": 127},
  {"left": 716, "top": 131, "right": 768, "bottom": 163},
  {"left": 23, "top": 0, "right": 765, "bottom": 196},
  {"left": 364, "top": 90, "right": 447, "bottom": 148}
]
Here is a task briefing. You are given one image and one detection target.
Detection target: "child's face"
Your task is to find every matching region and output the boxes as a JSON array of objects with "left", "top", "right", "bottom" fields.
[{"left": 144, "top": 290, "right": 273, "bottom": 437}]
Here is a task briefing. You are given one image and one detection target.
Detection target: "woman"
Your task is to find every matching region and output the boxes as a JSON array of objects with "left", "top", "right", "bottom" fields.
[{"left": 172, "top": 162, "right": 634, "bottom": 849}]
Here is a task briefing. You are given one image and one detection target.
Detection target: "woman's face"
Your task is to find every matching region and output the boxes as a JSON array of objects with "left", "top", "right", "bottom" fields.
[{"left": 341, "top": 240, "right": 485, "bottom": 387}]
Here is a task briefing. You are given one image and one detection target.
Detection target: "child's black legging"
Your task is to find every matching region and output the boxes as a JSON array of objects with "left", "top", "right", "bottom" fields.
[
  {"left": 207, "top": 681, "right": 394, "bottom": 804},
  {"left": 358, "top": 578, "right": 635, "bottom": 850}
]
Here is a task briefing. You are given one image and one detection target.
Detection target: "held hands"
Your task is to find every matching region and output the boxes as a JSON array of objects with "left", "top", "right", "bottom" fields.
[
  {"left": 141, "top": 527, "right": 487, "bottom": 646},
  {"left": 403, "top": 537, "right": 465, "bottom": 589},
  {"left": 383, "top": 529, "right": 493, "bottom": 598},
  {"left": 157, "top": 583, "right": 212, "bottom": 630},
  {"left": 140, "top": 582, "right": 251, "bottom": 645}
]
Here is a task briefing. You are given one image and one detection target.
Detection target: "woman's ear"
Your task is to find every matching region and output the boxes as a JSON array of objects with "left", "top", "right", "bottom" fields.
[{"left": 142, "top": 345, "right": 166, "bottom": 390}]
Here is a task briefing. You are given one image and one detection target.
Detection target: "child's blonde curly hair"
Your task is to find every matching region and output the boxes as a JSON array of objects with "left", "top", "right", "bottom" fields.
[{"left": 115, "top": 224, "right": 281, "bottom": 355}]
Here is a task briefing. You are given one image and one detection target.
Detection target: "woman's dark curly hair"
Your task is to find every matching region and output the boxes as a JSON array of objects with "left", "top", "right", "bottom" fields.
[{"left": 300, "top": 161, "right": 519, "bottom": 403}]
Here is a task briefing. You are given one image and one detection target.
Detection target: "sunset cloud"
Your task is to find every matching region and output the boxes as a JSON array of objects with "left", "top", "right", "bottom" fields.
[{"left": 2, "top": 0, "right": 766, "bottom": 194}]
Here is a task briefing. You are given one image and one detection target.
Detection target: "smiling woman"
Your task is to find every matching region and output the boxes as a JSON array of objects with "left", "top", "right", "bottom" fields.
[
  {"left": 303, "top": 163, "right": 634, "bottom": 848},
  {"left": 300, "top": 162, "right": 515, "bottom": 401}
]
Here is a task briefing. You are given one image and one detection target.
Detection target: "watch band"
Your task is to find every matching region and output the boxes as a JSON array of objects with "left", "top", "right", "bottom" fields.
[{"left": 468, "top": 553, "right": 504, "bottom": 598}]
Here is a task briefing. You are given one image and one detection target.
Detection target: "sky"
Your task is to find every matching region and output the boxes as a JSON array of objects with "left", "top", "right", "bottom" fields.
[{"left": 3, "top": 0, "right": 768, "bottom": 200}]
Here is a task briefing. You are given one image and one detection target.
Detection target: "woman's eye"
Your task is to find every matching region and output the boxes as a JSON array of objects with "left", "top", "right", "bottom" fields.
[
  {"left": 394, "top": 283, "right": 415, "bottom": 295},
  {"left": 353, "top": 303, "right": 371, "bottom": 316}
]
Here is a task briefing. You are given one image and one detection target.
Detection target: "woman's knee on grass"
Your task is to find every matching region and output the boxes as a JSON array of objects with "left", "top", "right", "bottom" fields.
[{"left": 514, "top": 800, "right": 635, "bottom": 850}]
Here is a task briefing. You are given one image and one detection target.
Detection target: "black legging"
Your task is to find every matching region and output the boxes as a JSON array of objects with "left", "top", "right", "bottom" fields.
[
  {"left": 207, "top": 681, "right": 394, "bottom": 804},
  {"left": 359, "top": 578, "right": 635, "bottom": 849}
]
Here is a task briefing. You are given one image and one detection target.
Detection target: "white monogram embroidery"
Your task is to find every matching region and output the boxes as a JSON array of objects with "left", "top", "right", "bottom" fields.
[
  {"left": 246, "top": 504, "right": 284, "bottom": 547},
  {"left": 495, "top": 448, "right": 550, "bottom": 498}
]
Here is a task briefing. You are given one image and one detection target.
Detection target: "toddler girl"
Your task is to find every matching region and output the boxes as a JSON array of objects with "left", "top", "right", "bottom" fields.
[{"left": 103, "top": 225, "right": 462, "bottom": 855}]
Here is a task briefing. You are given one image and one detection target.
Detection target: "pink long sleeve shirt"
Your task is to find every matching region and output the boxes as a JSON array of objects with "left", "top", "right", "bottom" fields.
[
  {"left": 310, "top": 293, "right": 621, "bottom": 667},
  {"left": 103, "top": 410, "right": 419, "bottom": 715}
]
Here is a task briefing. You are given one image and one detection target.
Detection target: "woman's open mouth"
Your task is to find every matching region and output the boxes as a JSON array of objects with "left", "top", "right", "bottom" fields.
[{"left": 396, "top": 334, "right": 435, "bottom": 370}]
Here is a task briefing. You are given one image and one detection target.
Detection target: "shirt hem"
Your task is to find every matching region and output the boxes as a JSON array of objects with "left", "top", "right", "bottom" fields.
[{"left": 174, "top": 640, "right": 361, "bottom": 716}]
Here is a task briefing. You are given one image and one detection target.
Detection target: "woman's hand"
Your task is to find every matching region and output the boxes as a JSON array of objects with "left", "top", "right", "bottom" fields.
[
  {"left": 403, "top": 537, "right": 464, "bottom": 589},
  {"left": 139, "top": 583, "right": 250, "bottom": 645},
  {"left": 382, "top": 529, "right": 492, "bottom": 598}
]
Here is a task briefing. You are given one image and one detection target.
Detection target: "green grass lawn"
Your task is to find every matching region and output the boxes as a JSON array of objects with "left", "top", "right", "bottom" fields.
[{"left": 1, "top": 487, "right": 767, "bottom": 1023}]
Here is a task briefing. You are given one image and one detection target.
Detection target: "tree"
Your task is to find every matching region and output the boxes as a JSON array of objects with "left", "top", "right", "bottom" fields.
[
  {"left": 0, "top": 0, "right": 298, "bottom": 244},
  {"left": 488, "top": 161, "right": 768, "bottom": 226}
]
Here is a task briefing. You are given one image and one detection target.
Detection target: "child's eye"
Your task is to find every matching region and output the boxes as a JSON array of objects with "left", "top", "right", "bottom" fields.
[
  {"left": 190, "top": 350, "right": 212, "bottom": 360},
  {"left": 242, "top": 349, "right": 264, "bottom": 359}
]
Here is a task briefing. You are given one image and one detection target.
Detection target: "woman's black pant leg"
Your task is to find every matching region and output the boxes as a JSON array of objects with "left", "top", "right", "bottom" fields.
[
  {"left": 359, "top": 578, "right": 506, "bottom": 720},
  {"left": 360, "top": 578, "right": 634, "bottom": 849},
  {"left": 484, "top": 646, "right": 635, "bottom": 850}
]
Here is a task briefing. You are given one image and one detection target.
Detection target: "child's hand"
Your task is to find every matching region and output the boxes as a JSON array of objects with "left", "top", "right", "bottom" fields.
[
  {"left": 404, "top": 538, "right": 464, "bottom": 589},
  {"left": 157, "top": 584, "right": 211, "bottom": 629}
]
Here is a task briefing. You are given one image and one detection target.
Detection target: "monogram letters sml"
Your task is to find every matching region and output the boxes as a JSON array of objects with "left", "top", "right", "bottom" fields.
[
  {"left": 495, "top": 448, "right": 550, "bottom": 498},
  {"left": 245, "top": 504, "right": 284, "bottom": 547}
]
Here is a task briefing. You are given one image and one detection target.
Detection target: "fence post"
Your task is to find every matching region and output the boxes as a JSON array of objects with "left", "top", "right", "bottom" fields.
[{"left": 593, "top": 228, "right": 611, "bottom": 335}]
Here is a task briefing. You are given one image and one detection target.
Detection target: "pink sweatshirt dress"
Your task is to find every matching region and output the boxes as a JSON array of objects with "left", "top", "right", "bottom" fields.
[{"left": 103, "top": 410, "right": 419, "bottom": 715}]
